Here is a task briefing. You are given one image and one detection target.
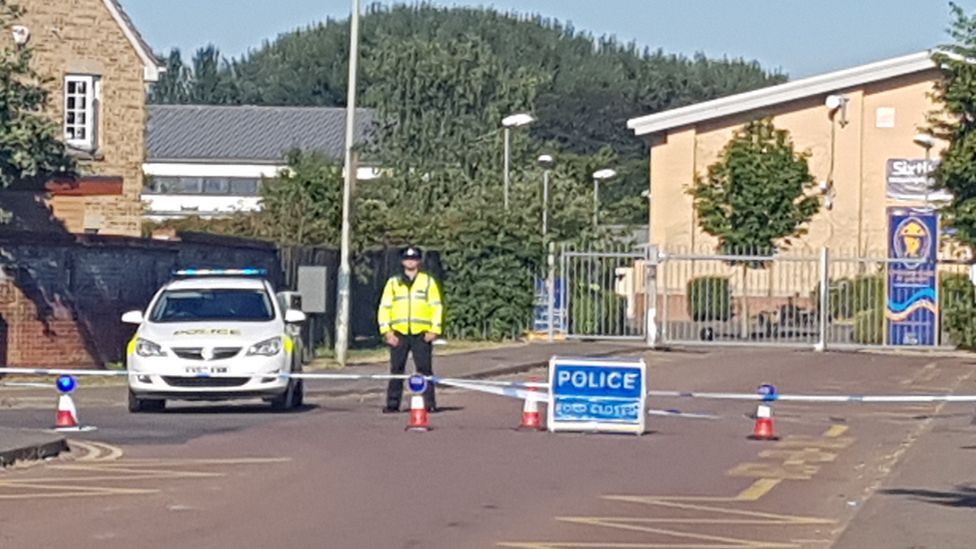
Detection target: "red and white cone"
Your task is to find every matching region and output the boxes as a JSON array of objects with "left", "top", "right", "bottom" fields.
[
  {"left": 748, "top": 404, "right": 778, "bottom": 441},
  {"left": 519, "top": 382, "right": 543, "bottom": 430},
  {"left": 406, "top": 394, "right": 430, "bottom": 432},
  {"left": 54, "top": 393, "right": 80, "bottom": 431}
]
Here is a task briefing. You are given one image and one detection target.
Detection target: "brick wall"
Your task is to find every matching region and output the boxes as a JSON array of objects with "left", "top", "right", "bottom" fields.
[
  {"left": 0, "top": 230, "right": 440, "bottom": 368},
  {"left": 0, "top": 232, "right": 289, "bottom": 368},
  {"left": 13, "top": 0, "right": 151, "bottom": 236}
]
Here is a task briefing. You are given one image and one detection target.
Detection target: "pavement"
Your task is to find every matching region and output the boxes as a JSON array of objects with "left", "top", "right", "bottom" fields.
[
  {"left": 0, "top": 427, "right": 67, "bottom": 467},
  {"left": 1, "top": 345, "right": 976, "bottom": 548}
]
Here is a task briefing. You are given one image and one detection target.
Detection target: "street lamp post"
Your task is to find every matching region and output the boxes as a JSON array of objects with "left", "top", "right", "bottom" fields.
[
  {"left": 591, "top": 168, "right": 617, "bottom": 229},
  {"left": 501, "top": 113, "right": 536, "bottom": 210},
  {"left": 538, "top": 154, "right": 554, "bottom": 239},
  {"left": 913, "top": 133, "right": 935, "bottom": 206},
  {"left": 335, "top": 0, "right": 361, "bottom": 367},
  {"left": 538, "top": 154, "right": 555, "bottom": 342}
]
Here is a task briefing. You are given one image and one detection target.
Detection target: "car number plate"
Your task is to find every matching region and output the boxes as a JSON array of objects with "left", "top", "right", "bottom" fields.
[{"left": 185, "top": 366, "right": 228, "bottom": 375}]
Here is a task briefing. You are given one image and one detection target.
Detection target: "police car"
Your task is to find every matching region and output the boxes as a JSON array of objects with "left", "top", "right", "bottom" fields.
[{"left": 121, "top": 269, "right": 306, "bottom": 413}]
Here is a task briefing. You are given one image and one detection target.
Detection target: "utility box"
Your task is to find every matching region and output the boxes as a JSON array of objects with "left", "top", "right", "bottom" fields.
[{"left": 297, "top": 266, "right": 328, "bottom": 314}]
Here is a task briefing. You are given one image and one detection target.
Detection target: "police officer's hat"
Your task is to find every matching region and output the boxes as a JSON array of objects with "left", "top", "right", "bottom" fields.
[{"left": 400, "top": 246, "right": 423, "bottom": 260}]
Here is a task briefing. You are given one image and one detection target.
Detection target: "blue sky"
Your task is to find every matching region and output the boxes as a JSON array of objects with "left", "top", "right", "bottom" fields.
[{"left": 122, "top": 0, "right": 976, "bottom": 78}]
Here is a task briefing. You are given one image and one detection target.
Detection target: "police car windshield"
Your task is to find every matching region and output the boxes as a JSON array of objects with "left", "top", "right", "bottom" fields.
[{"left": 150, "top": 289, "right": 275, "bottom": 323}]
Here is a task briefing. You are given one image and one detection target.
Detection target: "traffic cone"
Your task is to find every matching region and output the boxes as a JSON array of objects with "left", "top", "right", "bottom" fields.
[
  {"left": 54, "top": 393, "right": 80, "bottom": 431},
  {"left": 748, "top": 404, "right": 778, "bottom": 441},
  {"left": 519, "top": 381, "right": 543, "bottom": 430},
  {"left": 405, "top": 394, "right": 430, "bottom": 432}
]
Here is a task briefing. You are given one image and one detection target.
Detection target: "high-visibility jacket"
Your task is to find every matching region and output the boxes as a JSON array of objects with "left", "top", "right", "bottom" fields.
[{"left": 377, "top": 271, "right": 443, "bottom": 335}]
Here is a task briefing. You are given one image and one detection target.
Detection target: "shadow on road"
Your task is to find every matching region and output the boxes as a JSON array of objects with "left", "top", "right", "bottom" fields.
[
  {"left": 158, "top": 403, "right": 325, "bottom": 415},
  {"left": 881, "top": 485, "right": 976, "bottom": 508}
]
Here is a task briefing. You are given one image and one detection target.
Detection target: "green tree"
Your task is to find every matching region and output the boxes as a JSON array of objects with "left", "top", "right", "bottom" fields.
[
  {"left": 689, "top": 118, "right": 820, "bottom": 254},
  {"left": 150, "top": 49, "right": 191, "bottom": 104},
  {"left": 0, "top": 1, "right": 75, "bottom": 188},
  {"left": 147, "top": 5, "right": 785, "bottom": 224},
  {"left": 257, "top": 151, "right": 342, "bottom": 245},
  {"left": 932, "top": 3, "right": 976, "bottom": 248}
]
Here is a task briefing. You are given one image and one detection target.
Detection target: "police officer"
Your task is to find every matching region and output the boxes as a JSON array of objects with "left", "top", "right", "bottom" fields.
[{"left": 377, "top": 246, "right": 443, "bottom": 413}]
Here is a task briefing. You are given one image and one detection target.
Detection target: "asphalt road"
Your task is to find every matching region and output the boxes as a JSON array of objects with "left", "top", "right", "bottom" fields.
[{"left": 2, "top": 347, "right": 976, "bottom": 549}]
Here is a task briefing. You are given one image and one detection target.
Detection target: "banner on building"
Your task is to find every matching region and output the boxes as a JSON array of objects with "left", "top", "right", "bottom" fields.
[
  {"left": 886, "top": 159, "right": 951, "bottom": 202},
  {"left": 886, "top": 208, "right": 939, "bottom": 346}
]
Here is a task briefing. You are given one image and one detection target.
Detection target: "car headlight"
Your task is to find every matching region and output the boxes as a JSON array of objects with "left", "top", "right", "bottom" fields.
[
  {"left": 247, "top": 336, "right": 282, "bottom": 356},
  {"left": 135, "top": 339, "right": 167, "bottom": 357}
]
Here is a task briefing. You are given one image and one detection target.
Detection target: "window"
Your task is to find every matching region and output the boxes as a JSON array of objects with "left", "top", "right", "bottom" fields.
[
  {"left": 64, "top": 75, "right": 99, "bottom": 150},
  {"left": 228, "top": 179, "right": 260, "bottom": 195},
  {"left": 202, "top": 178, "right": 229, "bottom": 195},
  {"left": 144, "top": 177, "right": 261, "bottom": 196},
  {"left": 150, "top": 289, "right": 275, "bottom": 323}
]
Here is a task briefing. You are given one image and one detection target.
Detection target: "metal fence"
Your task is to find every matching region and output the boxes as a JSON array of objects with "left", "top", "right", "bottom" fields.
[
  {"left": 558, "top": 244, "right": 648, "bottom": 340},
  {"left": 654, "top": 246, "right": 973, "bottom": 350}
]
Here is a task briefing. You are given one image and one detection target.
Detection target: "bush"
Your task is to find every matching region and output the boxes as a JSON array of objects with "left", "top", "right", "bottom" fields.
[
  {"left": 831, "top": 274, "right": 884, "bottom": 320},
  {"left": 853, "top": 307, "right": 883, "bottom": 344},
  {"left": 941, "top": 273, "right": 976, "bottom": 349},
  {"left": 687, "top": 276, "right": 731, "bottom": 321}
]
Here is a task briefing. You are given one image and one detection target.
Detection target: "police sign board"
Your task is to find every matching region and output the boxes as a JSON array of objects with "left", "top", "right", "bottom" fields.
[{"left": 548, "top": 356, "right": 646, "bottom": 434}]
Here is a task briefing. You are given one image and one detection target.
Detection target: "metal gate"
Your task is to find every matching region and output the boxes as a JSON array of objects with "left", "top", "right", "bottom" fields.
[
  {"left": 656, "top": 247, "right": 970, "bottom": 350},
  {"left": 560, "top": 245, "right": 648, "bottom": 340},
  {"left": 658, "top": 249, "right": 822, "bottom": 348}
]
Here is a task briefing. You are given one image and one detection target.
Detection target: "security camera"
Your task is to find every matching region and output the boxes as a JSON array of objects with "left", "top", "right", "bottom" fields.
[
  {"left": 818, "top": 180, "right": 831, "bottom": 194},
  {"left": 537, "top": 154, "right": 555, "bottom": 167},
  {"left": 824, "top": 196, "right": 833, "bottom": 211},
  {"left": 11, "top": 25, "right": 30, "bottom": 46},
  {"left": 825, "top": 94, "right": 847, "bottom": 110}
]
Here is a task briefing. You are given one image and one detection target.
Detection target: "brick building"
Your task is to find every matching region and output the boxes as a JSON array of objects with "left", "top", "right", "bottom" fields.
[
  {"left": 0, "top": 1, "right": 161, "bottom": 367},
  {"left": 11, "top": 0, "right": 162, "bottom": 235}
]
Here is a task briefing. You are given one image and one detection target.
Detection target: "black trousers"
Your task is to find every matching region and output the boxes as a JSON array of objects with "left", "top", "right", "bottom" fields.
[{"left": 386, "top": 333, "right": 436, "bottom": 410}]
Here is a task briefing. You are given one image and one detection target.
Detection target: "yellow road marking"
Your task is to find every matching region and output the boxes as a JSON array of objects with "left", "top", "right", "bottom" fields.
[
  {"left": 0, "top": 455, "right": 288, "bottom": 500},
  {"left": 822, "top": 425, "right": 848, "bottom": 439},
  {"left": 727, "top": 462, "right": 819, "bottom": 480},
  {"left": 109, "top": 457, "right": 292, "bottom": 465},
  {"left": 498, "top": 541, "right": 780, "bottom": 549},
  {"left": 555, "top": 517, "right": 797, "bottom": 548},
  {"left": 69, "top": 440, "right": 125, "bottom": 462},
  {"left": 734, "top": 478, "right": 781, "bottom": 501}
]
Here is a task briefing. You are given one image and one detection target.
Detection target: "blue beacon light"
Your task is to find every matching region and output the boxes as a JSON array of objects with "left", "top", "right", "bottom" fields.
[
  {"left": 56, "top": 375, "right": 77, "bottom": 394},
  {"left": 407, "top": 374, "right": 428, "bottom": 394},
  {"left": 757, "top": 383, "right": 778, "bottom": 401}
]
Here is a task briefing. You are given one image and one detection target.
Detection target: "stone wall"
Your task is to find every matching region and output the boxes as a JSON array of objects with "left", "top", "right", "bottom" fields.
[{"left": 13, "top": 0, "right": 152, "bottom": 236}]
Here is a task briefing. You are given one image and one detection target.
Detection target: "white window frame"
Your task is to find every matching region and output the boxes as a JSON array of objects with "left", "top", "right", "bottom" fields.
[{"left": 64, "top": 75, "right": 99, "bottom": 151}]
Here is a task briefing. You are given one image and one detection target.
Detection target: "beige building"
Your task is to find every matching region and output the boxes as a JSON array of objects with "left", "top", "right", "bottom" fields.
[
  {"left": 628, "top": 51, "right": 945, "bottom": 258},
  {"left": 9, "top": 0, "right": 161, "bottom": 235}
]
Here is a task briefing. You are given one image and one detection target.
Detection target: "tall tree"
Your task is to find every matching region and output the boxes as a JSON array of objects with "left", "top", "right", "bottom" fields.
[
  {"left": 688, "top": 118, "right": 820, "bottom": 254},
  {"left": 0, "top": 1, "right": 75, "bottom": 188},
  {"left": 149, "top": 49, "right": 191, "bottom": 104},
  {"left": 933, "top": 3, "right": 976, "bottom": 248}
]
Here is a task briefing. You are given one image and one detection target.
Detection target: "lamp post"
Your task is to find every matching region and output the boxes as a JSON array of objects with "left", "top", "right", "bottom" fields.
[
  {"left": 334, "top": 0, "right": 361, "bottom": 367},
  {"left": 538, "top": 154, "right": 554, "bottom": 239},
  {"left": 538, "top": 154, "right": 555, "bottom": 342},
  {"left": 913, "top": 132, "right": 935, "bottom": 206},
  {"left": 591, "top": 168, "right": 617, "bottom": 229},
  {"left": 501, "top": 113, "right": 536, "bottom": 210}
]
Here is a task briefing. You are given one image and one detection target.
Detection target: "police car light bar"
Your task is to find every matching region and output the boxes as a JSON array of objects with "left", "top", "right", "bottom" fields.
[{"left": 173, "top": 268, "right": 268, "bottom": 277}]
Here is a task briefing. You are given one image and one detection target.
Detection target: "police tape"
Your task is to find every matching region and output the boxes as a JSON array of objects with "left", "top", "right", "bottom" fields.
[
  {"left": 647, "top": 409, "right": 718, "bottom": 420},
  {"left": 434, "top": 377, "right": 547, "bottom": 402},
  {"left": 0, "top": 368, "right": 415, "bottom": 381},
  {"left": 646, "top": 390, "right": 976, "bottom": 404},
  {"left": 6, "top": 367, "right": 976, "bottom": 405}
]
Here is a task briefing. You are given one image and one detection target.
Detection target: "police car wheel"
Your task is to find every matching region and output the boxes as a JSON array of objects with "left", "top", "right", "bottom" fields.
[
  {"left": 271, "top": 380, "right": 298, "bottom": 411},
  {"left": 128, "top": 390, "right": 165, "bottom": 413},
  {"left": 293, "top": 381, "right": 305, "bottom": 408}
]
